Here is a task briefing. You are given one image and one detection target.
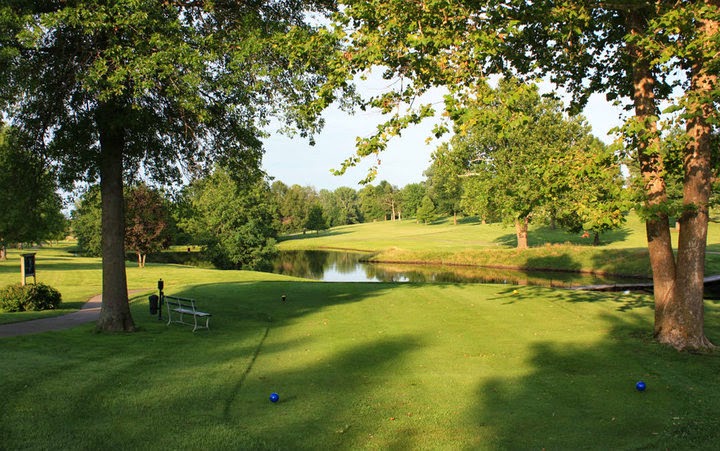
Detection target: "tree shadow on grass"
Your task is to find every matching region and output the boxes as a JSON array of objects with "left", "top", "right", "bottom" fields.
[
  {"left": 0, "top": 257, "right": 103, "bottom": 274},
  {"left": 0, "top": 264, "right": 17, "bottom": 275},
  {"left": 277, "top": 229, "right": 352, "bottom": 243},
  {"left": 219, "top": 335, "right": 426, "bottom": 449},
  {"left": 0, "top": 278, "right": 411, "bottom": 449},
  {"left": 493, "top": 225, "right": 633, "bottom": 248},
  {"left": 4, "top": 279, "right": 720, "bottom": 449},
  {"left": 468, "top": 308, "right": 720, "bottom": 449},
  {"left": 487, "top": 283, "right": 654, "bottom": 314},
  {"left": 483, "top": 236, "right": 652, "bottom": 281},
  {"left": 60, "top": 281, "right": 423, "bottom": 448},
  {"left": 589, "top": 247, "right": 652, "bottom": 278},
  {"left": 523, "top": 253, "right": 583, "bottom": 273}
]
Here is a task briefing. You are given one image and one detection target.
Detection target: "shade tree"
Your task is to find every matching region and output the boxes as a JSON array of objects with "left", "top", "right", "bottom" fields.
[
  {"left": 318, "top": 187, "right": 362, "bottom": 227},
  {"left": 358, "top": 181, "right": 397, "bottom": 221},
  {"left": 72, "top": 183, "right": 174, "bottom": 264},
  {"left": 551, "top": 139, "right": 630, "bottom": 245},
  {"left": 273, "top": 182, "right": 320, "bottom": 233},
  {"left": 1, "top": 1, "right": 341, "bottom": 331},
  {"left": 331, "top": 186, "right": 363, "bottom": 225},
  {"left": 313, "top": 0, "right": 719, "bottom": 351},
  {"left": 399, "top": 182, "right": 427, "bottom": 220},
  {"left": 416, "top": 195, "right": 436, "bottom": 225},
  {"left": 304, "top": 204, "right": 329, "bottom": 233},
  {"left": 442, "top": 80, "right": 619, "bottom": 249},
  {"left": 426, "top": 143, "right": 465, "bottom": 224}
]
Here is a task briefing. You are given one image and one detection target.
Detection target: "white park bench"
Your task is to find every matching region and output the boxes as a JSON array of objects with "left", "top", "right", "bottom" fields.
[{"left": 165, "top": 296, "right": 211, "bottom": 332}]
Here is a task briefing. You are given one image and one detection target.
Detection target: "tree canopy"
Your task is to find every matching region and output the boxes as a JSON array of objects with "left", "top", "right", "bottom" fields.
[
  {"left": 0, "top": 125, "right": 65, "bottom": 259},
  {"left": 441, "top": 79, "right": 626, "bottom": 248},
  {"left": 72, "top": 183, "right": 173, "bottom": 265},
  {"left": 304, "top": 204, "right": 329, "bottom": 234},
  {"left": 182, "top": 167, "right": 279, "bottom": 271},
  {"left": 125, "top": 184, "right": 172, "bottom": 268},
  {"left": 0, "top": 1, "right": 341, "bottom": 331}
]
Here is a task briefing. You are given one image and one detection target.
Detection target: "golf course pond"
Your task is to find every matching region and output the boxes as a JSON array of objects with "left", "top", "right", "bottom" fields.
[{"left": 269, "top": 250, "right": 644, "bottom": 288}]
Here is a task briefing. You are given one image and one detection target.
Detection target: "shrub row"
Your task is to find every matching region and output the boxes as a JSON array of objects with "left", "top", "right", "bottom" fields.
[{"left": 0, "top": 283, "right": 62, "bottom": 312}]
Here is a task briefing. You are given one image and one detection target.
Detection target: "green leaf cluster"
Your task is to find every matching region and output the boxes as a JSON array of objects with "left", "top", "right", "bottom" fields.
[
  {"left": 125, "top": 183, "right": 172, "bottom": 264},
  {"left": 72, "top": 183, "right": 173, "bottom": 260},
  {"left": 0, "top": 125, "right": 66, "bottom": 249},
  {"left": 443, "top": 79, "right": 627, "bottom": 242},
  {"left": 0, "top": 1, "right": 341, "bottom": 187},
  {"left": 182, "top": 167, "right": 279, "bottom": 271}
]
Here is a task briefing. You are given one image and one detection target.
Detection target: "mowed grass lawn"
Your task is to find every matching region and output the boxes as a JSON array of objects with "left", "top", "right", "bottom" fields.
[
  {"left": 1, "top": 245, "right": 720, "bottom": 448},
  {"left": 279, "top": 212, "right": 720, "bottom": 277}
]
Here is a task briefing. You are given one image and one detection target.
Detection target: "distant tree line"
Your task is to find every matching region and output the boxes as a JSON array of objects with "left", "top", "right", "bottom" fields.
[
  {"left": 70, "top": 169, "right": 432, "bottom": 269},
  {"left": 270, "top": 179, "right": 428, "bottom": 232}
]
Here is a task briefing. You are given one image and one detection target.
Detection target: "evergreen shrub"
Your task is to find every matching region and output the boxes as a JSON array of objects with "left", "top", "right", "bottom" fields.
[{"left": 0, "top": 283, "right": 62, "bottom": 312}]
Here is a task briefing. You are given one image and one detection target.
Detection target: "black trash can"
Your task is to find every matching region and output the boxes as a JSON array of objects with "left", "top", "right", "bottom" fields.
[{"left": 149, "top": 294, "right": 159, "bottom": 315}]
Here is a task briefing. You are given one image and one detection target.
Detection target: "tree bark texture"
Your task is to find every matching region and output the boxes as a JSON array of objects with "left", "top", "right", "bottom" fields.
[
  {"left": 658, "top": 5, "right": 717, "bottom": 350},
  {"left": 628, "top": 8, "right": 714, "bottom": 350},
  {"left": 96, "top": 103, "right": 135, "bottom": 332},
  {"left": 515, "top": 217, "right": 529, "bottom": 249}
]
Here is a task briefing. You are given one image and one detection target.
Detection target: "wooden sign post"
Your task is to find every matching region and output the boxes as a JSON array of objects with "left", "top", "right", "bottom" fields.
[{"left": 21, "top": 253, "right": 36, "bottom": 286}]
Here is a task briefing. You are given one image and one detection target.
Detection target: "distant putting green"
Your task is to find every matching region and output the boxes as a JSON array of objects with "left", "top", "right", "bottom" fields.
[{"left": 1, "top": 261, "right": 720, "bottom": 448}]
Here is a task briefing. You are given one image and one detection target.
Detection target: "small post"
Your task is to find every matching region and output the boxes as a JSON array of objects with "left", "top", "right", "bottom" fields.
[
  {"left": 157, "top": 279, "right": 165, "bottom": 320},
  {"left": 281, "top": 294, "right": 286, "bottom": 302},
  {"left": 20, "top": 253, "right": 36, "bottom": 286}
]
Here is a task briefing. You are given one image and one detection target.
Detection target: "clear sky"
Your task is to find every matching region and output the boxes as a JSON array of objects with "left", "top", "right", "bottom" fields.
[{"left": 261, "top": 84, "right": 626, "bottom": 191}]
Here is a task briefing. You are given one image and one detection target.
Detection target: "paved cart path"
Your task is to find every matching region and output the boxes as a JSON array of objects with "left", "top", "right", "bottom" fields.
[{"left": 0, "top": 290, "right": 147, "bottom": 338}]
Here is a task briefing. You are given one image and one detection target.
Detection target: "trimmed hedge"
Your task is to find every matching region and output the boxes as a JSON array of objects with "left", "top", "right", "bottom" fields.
[{"left": 0, "top": 283, "right": 62, "bottom": 312}]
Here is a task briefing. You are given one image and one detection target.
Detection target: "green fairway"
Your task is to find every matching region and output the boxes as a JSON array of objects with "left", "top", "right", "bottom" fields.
[
  {"left": 2, "top": 226, "right": 720, "bottom": 449},
  {"left": 279, "top": 213, "right": 657, "bottom": 252},
  {"left": 1, "top": 245, "right": 720, "bottom": 448}
]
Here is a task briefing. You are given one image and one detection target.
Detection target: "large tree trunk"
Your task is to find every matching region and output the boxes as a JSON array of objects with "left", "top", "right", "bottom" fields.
[
  {"left": 96, "top": 104, "right": 135, "bottom": 332},
  {"left": 657, "top": 7, "right": 717, "bottom": 350},
  {"left": 515, "top": 217, "right": 529, "bottom": 249},
  {"left": 633, "top": 61, "right": 677, "bottom": 339},
  {"left": 0, "top": 244, "right": 6, "bottom": 261},
  {"left": 628, "top": 9, "right": 714, "bottom": 351},
  {"left": 627, "top": 11, "right": 677, "bottom": 342}
]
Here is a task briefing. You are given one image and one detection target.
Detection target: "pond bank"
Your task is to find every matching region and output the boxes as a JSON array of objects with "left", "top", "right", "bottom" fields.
[
  {"left": 362, "top": 246, "right": 653, "bottom": 279},
  {"left": 271, "top": 249, "right": 647, "bottom": 286}
]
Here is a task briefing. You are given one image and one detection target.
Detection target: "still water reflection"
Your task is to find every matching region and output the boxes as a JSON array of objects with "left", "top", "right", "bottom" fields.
[{"left": 270, "top": 250, "right": 642, "bottom": 287}]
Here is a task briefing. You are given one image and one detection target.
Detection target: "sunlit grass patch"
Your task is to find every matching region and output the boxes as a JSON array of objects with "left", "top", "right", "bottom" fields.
[{"left": 2, "top": 278, "right": 719, "bottom": 449}]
